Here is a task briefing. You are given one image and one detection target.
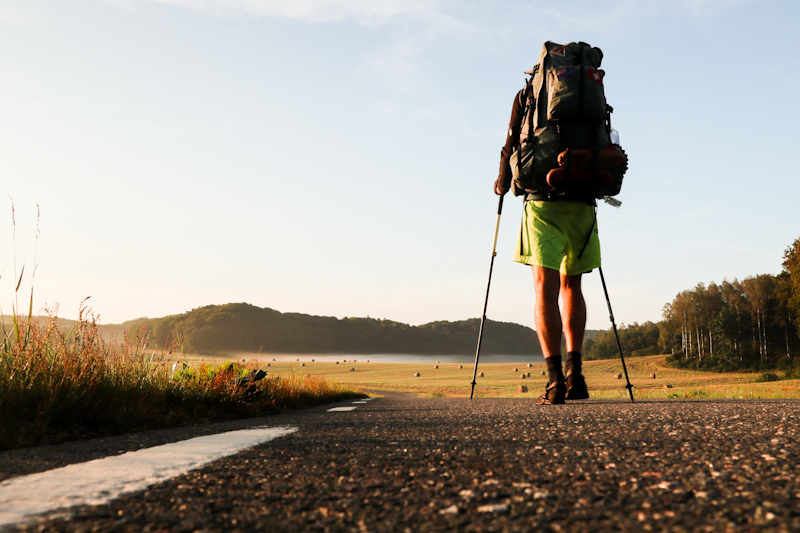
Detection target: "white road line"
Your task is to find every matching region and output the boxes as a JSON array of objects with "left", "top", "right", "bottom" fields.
[
  {"left": 0, "top": 425, "right": 297, "bottom": 529},
  {"left": 327, "top": 407, "right": 358, "bottom": 412},
  {"left": 352, "top": 401, "right": 368, "bottom": 404}
]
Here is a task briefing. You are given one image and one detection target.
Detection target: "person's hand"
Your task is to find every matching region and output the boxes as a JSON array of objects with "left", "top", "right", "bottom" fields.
[{"left": 494, "top": 176, "right": 509, "bottom": 196}]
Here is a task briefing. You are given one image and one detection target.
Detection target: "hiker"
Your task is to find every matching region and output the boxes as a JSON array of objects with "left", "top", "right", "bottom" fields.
[{"left": 493, "top": 42, "right": 626, "bottom": 404}]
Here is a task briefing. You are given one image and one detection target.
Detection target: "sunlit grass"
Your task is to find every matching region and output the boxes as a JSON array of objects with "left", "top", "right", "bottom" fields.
[
  {"left": 222, "top": 354, "right": 800, "bottom": 400},
  {"left": 0, "top": 310, "right": 363, "bottom": 451}
]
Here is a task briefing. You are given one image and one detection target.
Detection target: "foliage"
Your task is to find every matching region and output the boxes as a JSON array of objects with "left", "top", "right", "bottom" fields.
[
  {"left": 583, "top": 321, "right": 661, "bottom": 360},
  {"left": 659, "top": 236, "right": 800, "bottom": 371},
  {"left": 0, "top": 310, "right": 362, "bottom": 451},
  {"left": 757, "top": 371, "right": 780, "bottom": 383},
  {"left": 784, "top": 237, "right": 800, "bottom": 339},
  {"left": 660, "top": 275, "right": 799, "bottom": 371},
  {"left": 125, "top": 304, "right": 543, "bottom": 356}
]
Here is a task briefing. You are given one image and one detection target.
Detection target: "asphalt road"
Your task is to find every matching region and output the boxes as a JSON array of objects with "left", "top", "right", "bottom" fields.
[{"left": 6, "top": 393, "right": 800, "bottom": 532}]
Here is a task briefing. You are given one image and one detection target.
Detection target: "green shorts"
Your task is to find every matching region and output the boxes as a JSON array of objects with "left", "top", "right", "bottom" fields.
[{"left": 514, "top": 200, "right": 601, "bottom": 275}]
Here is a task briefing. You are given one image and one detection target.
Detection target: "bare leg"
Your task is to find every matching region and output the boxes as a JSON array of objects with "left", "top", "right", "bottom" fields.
[
  {"left": 560, "top": 273, "right": 586, "bottom": 353},
  {"left": 534, "top": 266, "right": 568, "bottom": 403},
  {"left": 561, "top": 272, "right": 590, "bottom": 399},
  {"left": 533, "top": 266, "right": 562, "bottom": 358}
]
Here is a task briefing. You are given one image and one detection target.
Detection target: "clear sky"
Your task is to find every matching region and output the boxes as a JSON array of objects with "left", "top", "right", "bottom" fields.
[{"left": 1, "top": 0, "right": 798, "bottom": 331}]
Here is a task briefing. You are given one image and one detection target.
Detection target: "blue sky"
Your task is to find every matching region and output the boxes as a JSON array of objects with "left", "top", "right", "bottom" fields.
[{"left": 1, "top": 0, "right": 798, "bottom": 331}]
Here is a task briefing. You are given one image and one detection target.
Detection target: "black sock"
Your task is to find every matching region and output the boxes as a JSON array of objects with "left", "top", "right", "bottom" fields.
[
  {"left": 545, "top": 355, "right": 564, "bottom": 384},
  {"left": 565, "top": 351, "right": 582, "bottom": 376}
]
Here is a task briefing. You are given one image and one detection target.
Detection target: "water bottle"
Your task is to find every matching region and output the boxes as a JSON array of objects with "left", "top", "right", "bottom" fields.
[{"left": 604, "top": 128, "right": 622, "bottom": 208}]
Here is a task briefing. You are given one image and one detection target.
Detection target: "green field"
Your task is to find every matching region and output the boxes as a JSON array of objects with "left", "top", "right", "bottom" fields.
[{"left": 173, "top": 354, "right": 800, "bottom": 400}]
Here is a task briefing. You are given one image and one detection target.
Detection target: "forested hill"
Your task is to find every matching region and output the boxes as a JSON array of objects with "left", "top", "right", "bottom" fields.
[{"left": 123, "top": 303, "right": 543, "bottom": 356}]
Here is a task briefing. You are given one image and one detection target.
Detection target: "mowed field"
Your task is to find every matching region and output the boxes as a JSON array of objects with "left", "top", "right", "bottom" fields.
[{"left": 174, "top": 354, "right": 800, "bottom": 399}]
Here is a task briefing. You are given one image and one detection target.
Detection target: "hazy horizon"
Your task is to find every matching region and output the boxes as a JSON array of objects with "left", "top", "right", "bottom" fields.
[{"left": 2, "top": 0, "right": 798, "bottom": 331}]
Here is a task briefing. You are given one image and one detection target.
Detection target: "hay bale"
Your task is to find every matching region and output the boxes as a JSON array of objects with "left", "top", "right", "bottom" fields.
[
  {"left": 518, "top": 385, "right": 528, "bottom": 393},
  {"left": 540, "top": 371, "right": 545, "bottom": 376},
  {"left": 458, "top": 365, "right": 463, "bottom": 369},
  {"left": 662, "top": 384, "right": 672, "bottom": 389},
  {"left": 479, "top": 372, "right": 484, "bottom": 377},
  {"left": 350, "top": 368, "right": 355, "bottom": 372},
  {"left": 513, "top": 368, "right": 518, "bottom": 372},
  {"left": 414, "top": 372, "right": 421, "bottom": 377},
  {"left": 649, "top": 373, "right": 656, "bottom": 379},
  {"left": 434, "top": 365, "right": 439, "bottom": 369},
  {"left": 615, "top": 373, "right": 622, "bottom": 379},
  {"left": 527, "top": 363, "right": 532, "bottom": 368},
  {"left": 520, "top": 374, "right": 526, "bottom": 379},
  {"left": 300, "top": 363, "right": 305, "bottom": 367}
]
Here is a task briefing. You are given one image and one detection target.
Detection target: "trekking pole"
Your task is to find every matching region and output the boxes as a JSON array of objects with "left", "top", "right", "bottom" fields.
[
  {"left": 470, "top": 194, "right": 504, "bottom": 399},
  {"left": 598, "top": 266, "right": 634, "bottom": 403}
]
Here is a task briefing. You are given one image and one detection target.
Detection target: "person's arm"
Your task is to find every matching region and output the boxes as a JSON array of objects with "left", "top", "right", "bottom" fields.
[{"left": 495, "top": 89, "right": 525, "bottom": 195}]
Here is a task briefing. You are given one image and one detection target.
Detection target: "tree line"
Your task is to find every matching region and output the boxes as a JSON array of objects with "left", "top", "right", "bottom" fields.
[
  {"left": 124, "top": 302, "right": 544, "bottom": 356},
  {"left": 584, "top": 237, "right": 800, "bottom": 371}
]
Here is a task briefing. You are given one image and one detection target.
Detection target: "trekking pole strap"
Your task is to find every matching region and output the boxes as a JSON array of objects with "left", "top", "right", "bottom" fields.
[{"left": 577, "top": 206, "right": 597, "bottom": 261}]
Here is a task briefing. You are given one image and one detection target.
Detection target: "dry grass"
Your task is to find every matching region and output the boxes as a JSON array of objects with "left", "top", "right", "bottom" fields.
[
  {"left": 0, "top": 313, "right": 364, "bottom": 451},
  {"left": 197, "top": 354, "right": 800, "bottom": 400}
]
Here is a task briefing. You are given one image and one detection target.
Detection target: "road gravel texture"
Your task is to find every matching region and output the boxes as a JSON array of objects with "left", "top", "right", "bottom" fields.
[{"left": 7, "top": 393, "right": 800, "bottom": 532}]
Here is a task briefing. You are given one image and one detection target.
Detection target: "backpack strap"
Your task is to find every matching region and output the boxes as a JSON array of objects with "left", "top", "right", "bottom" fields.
[
  {"left": 576, "top": 43, "right": 587, "bottom": 121},
  {"left": 516, "top": 76, "right": 536, "bottom": 181}
]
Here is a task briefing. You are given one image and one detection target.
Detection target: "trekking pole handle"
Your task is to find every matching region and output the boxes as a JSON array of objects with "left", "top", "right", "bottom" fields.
[{"left": 491, "top": 195, "right": 504, "bottom": 257}]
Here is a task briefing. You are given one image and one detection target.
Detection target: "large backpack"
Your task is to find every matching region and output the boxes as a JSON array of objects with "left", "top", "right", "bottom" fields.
[{"left": 510, "top": 41, "right": 627, "bottom": 199}]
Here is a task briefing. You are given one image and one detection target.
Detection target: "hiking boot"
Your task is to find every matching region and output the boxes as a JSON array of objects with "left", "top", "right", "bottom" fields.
[
  {"left": 565, "top": 372, "right": 589, "bottom": 400},
  {"left": 540, "top": 380, "right": 566, "bottom": 405}
]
